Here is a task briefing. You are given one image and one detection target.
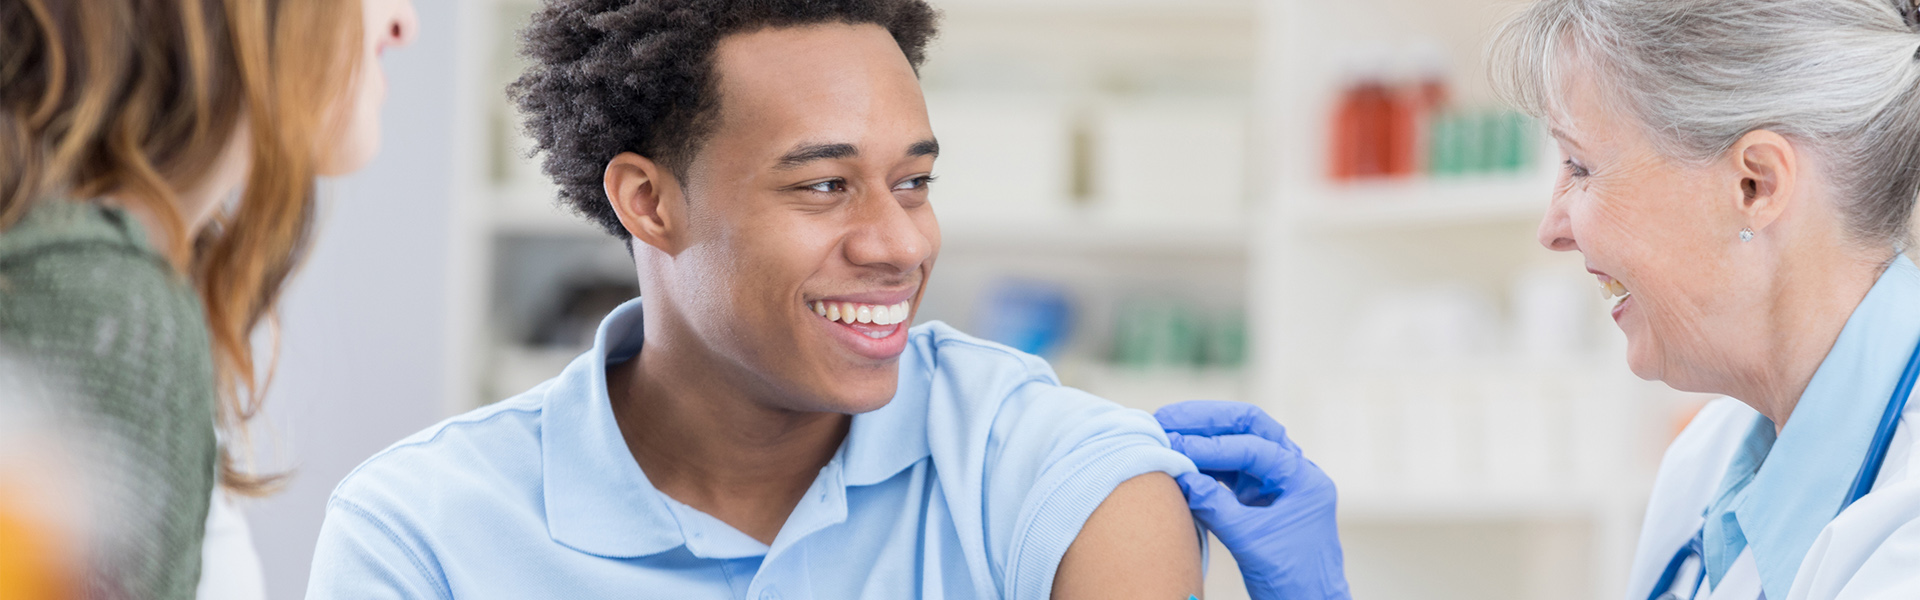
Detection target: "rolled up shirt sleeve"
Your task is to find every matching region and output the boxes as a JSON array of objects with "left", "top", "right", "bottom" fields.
[{"left": 993, "top": 384, "right": 1201, "bottom": 600}]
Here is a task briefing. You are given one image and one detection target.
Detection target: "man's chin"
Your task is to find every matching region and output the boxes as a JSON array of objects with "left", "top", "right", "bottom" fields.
[{"left": 798, "top": 378, "right": 900, "bottom": 415}]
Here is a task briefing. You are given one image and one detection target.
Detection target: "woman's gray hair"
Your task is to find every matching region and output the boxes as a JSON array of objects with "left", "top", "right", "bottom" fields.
[{"left": 1491, "top": 0, "right": 1920, "bottom": 247}]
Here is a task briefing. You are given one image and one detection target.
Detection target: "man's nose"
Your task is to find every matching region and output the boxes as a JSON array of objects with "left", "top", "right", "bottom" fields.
[{"left": 843, "top": 188, "right": 932, "bottom": 273}]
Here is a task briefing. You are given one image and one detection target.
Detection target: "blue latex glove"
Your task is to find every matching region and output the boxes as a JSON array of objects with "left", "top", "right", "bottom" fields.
[{"left": 1156, "top": 400, "right": 1350, "bottom": 600}]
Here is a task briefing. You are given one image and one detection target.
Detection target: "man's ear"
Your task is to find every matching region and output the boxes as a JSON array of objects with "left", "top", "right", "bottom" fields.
[
  {"left": 604, "top": 152, "right": 686, "bottom": 254},
  {"left": 1730, "top": 129, "right": 1798, "bottom": 234}
]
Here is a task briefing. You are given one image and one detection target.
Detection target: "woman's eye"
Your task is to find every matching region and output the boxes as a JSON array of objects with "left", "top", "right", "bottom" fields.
[
  {"left": 894, "top": 175, "right": 936, "bottom": 191},
  {"left": 1563, "top": 159, "right": 1591, "bottom": 179},
  {"left": 806, "top": 179, "right": 846, "bottom": 193}
]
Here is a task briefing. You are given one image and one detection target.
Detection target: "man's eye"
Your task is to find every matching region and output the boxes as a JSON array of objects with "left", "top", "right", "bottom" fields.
[
  {"left": 1562, "top": 159, "right": 1591, "bottom": 179},
  {"left": 894, "top": 175, "right": 936, "bottom": 191},
  {"left": 807, "top": 179, "right": 846, "bottom": 193}
]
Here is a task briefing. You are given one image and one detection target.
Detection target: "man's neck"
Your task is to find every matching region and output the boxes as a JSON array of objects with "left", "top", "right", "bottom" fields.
[{"left": 606, "top": 332, "right": 850, "bottom": 545}]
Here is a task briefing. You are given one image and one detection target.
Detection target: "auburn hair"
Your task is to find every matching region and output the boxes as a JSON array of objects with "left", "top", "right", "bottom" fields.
[{"left": 0, "top": 0, "right": 362, "bottom": 495}]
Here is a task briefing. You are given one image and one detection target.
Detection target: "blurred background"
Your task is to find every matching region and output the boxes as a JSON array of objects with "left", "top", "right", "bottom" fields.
[{"left": 242, "top": 0, "right": 1717, "bottom": 598}]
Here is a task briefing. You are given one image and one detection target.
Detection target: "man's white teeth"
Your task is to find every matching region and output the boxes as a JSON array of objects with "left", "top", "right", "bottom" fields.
[{"left": 809, "top": 300, "right": 912, "bottom": 326}]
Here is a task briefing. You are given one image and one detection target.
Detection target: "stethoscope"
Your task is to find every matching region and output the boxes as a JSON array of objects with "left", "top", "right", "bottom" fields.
[{"left": 1645, "top": 336, "right": 1920, "bottom": 600}]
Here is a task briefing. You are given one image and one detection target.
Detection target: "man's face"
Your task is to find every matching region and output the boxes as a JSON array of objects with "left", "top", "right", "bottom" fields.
[{"left": 664, "top": 24, "right": 939, "bottom": 414}]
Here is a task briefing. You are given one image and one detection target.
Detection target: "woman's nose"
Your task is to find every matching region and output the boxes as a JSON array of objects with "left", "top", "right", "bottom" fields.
[
  {"left": 1537, "top": 195, "right": 1577, "bottom": 252},
  {"left": 380, "top": 0, "right": 420, "bottom": 50}
]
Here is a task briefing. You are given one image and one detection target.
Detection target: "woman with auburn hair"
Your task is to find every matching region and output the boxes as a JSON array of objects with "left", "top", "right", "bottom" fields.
[{"left": 0, "top": 0, "right": 415, "bottom": 597}]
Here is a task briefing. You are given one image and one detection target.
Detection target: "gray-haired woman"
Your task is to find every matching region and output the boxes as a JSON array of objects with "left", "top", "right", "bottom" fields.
[
  {"left": 1494, "top": 0, "right": 1920, "bottom": 597},
  {"left": 1155, "top": 0, "right": 1920, "bottom": 598}
]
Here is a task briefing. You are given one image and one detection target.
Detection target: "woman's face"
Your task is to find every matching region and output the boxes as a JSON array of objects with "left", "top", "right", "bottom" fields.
[
  {"left": 1537, "top": 64, "right": 1754, "bottom": 389},
  {"left": 319, "top": 0, "right": 418, "bottom": 176}
]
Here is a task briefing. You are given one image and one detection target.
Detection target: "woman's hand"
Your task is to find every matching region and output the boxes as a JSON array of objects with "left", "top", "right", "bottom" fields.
[{"left": 1155, "top": 400, "right": 1352, "bottom": 600}]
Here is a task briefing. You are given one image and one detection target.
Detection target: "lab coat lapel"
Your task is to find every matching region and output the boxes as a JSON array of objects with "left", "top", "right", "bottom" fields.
[{"left": 1628, "top": 399, "right": 1761, "bottom": 599}]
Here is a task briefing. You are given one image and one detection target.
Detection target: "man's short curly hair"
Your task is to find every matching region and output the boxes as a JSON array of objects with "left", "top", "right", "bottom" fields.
[{"left": 509, "top": 0, "right": 941, "bottom": 240}]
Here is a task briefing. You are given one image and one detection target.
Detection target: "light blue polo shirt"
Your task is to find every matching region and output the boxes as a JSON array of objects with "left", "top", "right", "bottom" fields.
[
  {"left": 1701, "top": 254, "right": 1920, "bottom": 600},
  {"left": 305, "top": 298, "right": 1199, "bottom": 600}
]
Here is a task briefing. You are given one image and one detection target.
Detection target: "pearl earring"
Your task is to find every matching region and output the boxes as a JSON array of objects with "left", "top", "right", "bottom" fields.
[{"left": 1740, "top": 228, "right": 1754, "bottom": 242}]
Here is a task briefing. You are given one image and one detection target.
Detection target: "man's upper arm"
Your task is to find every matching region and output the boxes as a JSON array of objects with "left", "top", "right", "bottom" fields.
[
  {"left": 976, "top": 381, "right": 1203, "bottom": 600},
  {"left": 1051, "top": 473, "right": 1204, "bottom": 600}
]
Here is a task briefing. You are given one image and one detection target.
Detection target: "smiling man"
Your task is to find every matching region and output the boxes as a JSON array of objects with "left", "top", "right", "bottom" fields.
[{"left": 304, "top": 1, "right": 1203, "bottom": 599}]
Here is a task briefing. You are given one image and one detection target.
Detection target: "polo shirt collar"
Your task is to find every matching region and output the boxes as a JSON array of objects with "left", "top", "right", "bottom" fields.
[
  {"left": 541, "top": 298, "right": 934, "bottom": 558},
  {"left": 543, "top": 297, "right": 683, "bottom": 558},
  {"left": 1736, "top": 254, "right": 1920, "bottom": 600}
]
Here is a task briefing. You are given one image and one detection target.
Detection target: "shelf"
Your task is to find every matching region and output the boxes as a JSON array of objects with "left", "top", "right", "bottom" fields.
[
  {"left": 1338, "top": 489, "right": 1644, "bottom": 522},
  {"left": 1060, "top": 362, "right": 1248, "bottom": 413},
  {"left": 937, "top": 0, "right": 1255, "bottom": 20},
  {"left": 1294, "top": 175, "right": 1557, "bottom": 232},
  {"left": 940, "top": 212, "right": 1249, "bottom": 257},
  {"left": 491, "top": 183, "right": 1249, "bottom": 256}
]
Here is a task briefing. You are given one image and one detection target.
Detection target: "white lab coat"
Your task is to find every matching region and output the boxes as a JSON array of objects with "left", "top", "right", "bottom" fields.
[{"left": 1626, "top": 397, "right": 1920, "bottom": 600}]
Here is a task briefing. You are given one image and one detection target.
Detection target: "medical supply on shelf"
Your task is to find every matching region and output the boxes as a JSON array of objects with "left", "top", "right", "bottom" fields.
[
  {"left": 973, "top": 279, "right": 1076, "bottom": 358},
  {"left": 1111, "top": 298, "right": 1246, "bottom": 370},
  {"left": 1328, "top": 44, "right": 1441, "bottom": 182},
  {"left": 1346, "top": 285, "right": 1501, "bottom": 363},
  {"left": 922, "top": 92, "right": 1076, "bottom": 223},
  {"left": 1091, "top": 97, "right": 1249, "bottom": 227},
  {"left": 1328, "top": 74, "right": 1404, "bottom": 181},
  {"left": 1296, "top": 361, "right": 1644, "bottom": 501},
  {"left": 1429, "top": 109, "right": 1538, "bottom": 178}
]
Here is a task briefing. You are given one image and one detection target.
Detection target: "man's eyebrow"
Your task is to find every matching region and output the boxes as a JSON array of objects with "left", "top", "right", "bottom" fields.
[
  {"left": 774, "top": 142, "right": 858, "bottom": 170},
  {"left": 1550, "top": 127, "right": 1584, "bottom": 151},
  {"left": 908, "top": 138, "right": 939, "bottom": 158}
]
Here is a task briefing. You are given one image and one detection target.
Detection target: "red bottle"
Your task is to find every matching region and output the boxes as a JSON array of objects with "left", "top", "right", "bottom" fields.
[{"left": 1331, "top": 79, "right": 1394, "bottom": 181}]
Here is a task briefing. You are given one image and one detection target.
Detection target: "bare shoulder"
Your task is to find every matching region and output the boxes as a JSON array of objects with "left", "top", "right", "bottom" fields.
[{"left": 1051, "top": 472, "right": 1203, "bottom": 600}]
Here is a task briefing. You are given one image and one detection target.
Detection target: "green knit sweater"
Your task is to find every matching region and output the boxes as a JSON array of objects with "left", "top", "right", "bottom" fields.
[{"left": 0, "top": 199, "right": 214, "bottom": 599}]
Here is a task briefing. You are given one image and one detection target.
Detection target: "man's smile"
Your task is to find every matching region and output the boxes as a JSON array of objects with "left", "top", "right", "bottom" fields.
[{"left": 805, "top": 289, "right": 918, "bottom": 359}]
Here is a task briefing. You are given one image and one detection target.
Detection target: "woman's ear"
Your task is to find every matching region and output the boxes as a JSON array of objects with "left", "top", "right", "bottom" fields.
[
  {"left": 604, "top": 152, "right": 685, "bottom": 254},
  {"left": 1731, "top": 129, "right": 1798, "bottom": 234}
]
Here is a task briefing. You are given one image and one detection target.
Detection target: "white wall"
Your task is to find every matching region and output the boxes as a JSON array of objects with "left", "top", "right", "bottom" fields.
[{"left": 245, "top": 1, "right": 471, "bottom": 597}]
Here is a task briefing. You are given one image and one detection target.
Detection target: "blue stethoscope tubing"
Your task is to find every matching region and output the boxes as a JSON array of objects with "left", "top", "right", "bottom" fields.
[{"left": 1645, "top": 336, "right": 1920, "bottom": 600}]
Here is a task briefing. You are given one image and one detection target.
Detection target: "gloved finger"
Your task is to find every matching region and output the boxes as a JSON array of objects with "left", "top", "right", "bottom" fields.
[
  {"left": 1174, "top": 471, "right": 1243, "bottom": 528},
  {"left": 1155, "top": 401, "right": 1298, "bottom": 452},
  {"left": 1168, "top": 432, "right": 1302, "bottom": 491}
]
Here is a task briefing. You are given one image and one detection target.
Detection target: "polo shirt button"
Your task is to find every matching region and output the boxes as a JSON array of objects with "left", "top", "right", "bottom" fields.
[{"left": 760, "top": 590, "right": 781, "bottom": 600}]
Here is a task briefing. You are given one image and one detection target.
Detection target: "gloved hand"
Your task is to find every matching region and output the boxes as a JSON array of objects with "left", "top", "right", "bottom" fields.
[{"left": 1155, "top": 400, "right": 1350, "bottom": 600}]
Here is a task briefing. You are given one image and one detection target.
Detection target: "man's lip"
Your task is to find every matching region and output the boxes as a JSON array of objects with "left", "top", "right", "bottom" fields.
[
  {"left": 808, "top": 288, "right": 917, "bottom": 306},
  {"left": 814, "top": 310, "right": 912, "bottom": 360},
  {"left": 1586, "top": 266, "right": 1615, "bottom": 283}
]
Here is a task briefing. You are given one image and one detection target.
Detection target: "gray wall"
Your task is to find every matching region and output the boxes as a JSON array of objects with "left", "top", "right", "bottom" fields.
[{"left": 246, "top": 1, "right": 470, "bottom": 597}]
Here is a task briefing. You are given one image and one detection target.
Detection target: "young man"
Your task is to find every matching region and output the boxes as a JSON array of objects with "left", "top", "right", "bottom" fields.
[{"left": 305, "top": 1, "right": 1203, "bottom": 598}]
